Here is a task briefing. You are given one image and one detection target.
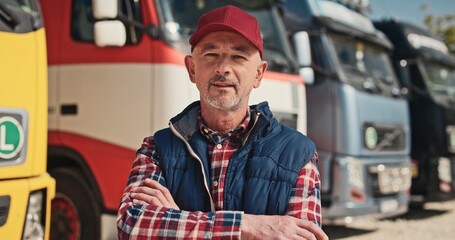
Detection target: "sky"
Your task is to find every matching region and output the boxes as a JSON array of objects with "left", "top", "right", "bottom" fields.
[{"left": 367, "top": 0, "right": 455, "bottom": 28}]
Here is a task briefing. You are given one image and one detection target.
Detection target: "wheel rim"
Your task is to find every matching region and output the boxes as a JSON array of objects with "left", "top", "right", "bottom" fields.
[{"left": 50, "top": 193, "right": 81, "bottom": 240}]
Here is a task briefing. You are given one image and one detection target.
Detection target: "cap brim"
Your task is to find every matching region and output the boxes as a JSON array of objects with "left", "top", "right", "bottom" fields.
[{"left": 189, "top": 23, "right": 262, "bottom": 57}]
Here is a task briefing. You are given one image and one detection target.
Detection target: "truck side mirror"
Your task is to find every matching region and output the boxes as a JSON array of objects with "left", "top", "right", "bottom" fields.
[
  {"left": 92, "top": 0, "right": 126, "bottom": 47},
  {"left": 293, "top": 31, "right": 315, "bottom": 85},
  {"left": 94, "top": 21, "right": 126, "bottom": 47},
  {"left": 93, "top": 0, "right": 118, "bottom": 19}
]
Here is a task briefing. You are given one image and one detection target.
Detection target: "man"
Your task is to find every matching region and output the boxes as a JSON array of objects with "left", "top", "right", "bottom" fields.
[{"left": 117, "top": 5, "right": 328, "bottom": 240}]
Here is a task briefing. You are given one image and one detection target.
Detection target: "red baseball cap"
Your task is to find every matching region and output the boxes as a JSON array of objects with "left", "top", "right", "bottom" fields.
[{"left": 189, "top": 5, "right": 263, "bottom": 58}]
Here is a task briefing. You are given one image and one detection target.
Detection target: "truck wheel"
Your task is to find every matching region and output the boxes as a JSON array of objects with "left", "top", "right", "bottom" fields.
[{"left": 50, "top": 168, "right": 101, "bottom": 240}]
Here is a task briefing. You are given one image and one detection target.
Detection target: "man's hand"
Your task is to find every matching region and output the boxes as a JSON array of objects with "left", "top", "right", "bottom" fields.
[
  {"left": 241, "top": 214, "right": 329, "bottom": 240},
  {"left": 130, "top": 179, "right": 180, "bottom": 210}
]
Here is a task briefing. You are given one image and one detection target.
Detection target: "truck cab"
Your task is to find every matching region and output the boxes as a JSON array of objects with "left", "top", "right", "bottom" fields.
[
  {"left": 281, "top": 0, "right": 412, "bottom": 223},
  {"left": 375, "top": 20, "right": 455, "bottom": 204},
  {"left": 0, "top": 0, "right": 55, "bottom": 239}
]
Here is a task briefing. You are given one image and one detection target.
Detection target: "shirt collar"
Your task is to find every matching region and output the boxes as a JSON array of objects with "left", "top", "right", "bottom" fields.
[{"left": 199, "top": 110, "right": 251, "bottom": 144}]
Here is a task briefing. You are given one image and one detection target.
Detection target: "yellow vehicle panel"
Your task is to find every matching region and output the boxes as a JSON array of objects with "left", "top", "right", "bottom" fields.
[
  {"left": 0, "top": 29, "right": 48, "bottom": 178},
  {"left": 0, "top": 1, "right": 54, "bottom": 238}
]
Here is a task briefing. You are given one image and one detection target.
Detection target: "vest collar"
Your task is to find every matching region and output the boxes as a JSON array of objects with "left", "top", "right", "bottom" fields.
[{"left": 169, "top": 101, "right": 274, "bottom": 142}]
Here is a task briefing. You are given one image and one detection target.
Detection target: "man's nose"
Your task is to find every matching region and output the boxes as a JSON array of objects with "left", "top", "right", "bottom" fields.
[{"left": 215, "top": 55, "right": 232, "bottom": 75}]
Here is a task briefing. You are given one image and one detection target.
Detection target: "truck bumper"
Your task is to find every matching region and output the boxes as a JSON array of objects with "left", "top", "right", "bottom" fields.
[
  {"left": 411, "top": 156, "right": 455, "bottom": 204},
  {"left": 0, "top": 173, "right": 55, "bottom": 239},
  {"left": 322, "top": 155, "right": 412, "bottom": 224}
]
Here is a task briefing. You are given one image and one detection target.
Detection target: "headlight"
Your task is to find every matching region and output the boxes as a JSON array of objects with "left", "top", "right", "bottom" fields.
[
  {"left": 23, "top": 190, "right": 45, "bottom": 240},
  {"left": 347, "top": 158, "right": 364, "bottom": 190},
  {"left": 438, "top": 157, "right": 453, "bottom": 193},
  {"left": 438, "top": 157, "right": 452, "bottom": 183},
  {"left": 446, "top": 126, "right": 455, "bottom": 153}
]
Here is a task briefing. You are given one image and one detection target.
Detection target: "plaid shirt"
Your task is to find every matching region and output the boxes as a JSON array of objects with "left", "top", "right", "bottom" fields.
[{"left": 117, "top": 112, "right": 322, "bottom": 239}]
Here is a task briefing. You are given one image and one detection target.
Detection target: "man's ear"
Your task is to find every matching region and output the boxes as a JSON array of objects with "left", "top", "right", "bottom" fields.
[
  {"left": 254, "top": 60, "right": 268, "bottom": 88},
  {"left": 184, "top": 55, "right": 196, "bottom": 83}
]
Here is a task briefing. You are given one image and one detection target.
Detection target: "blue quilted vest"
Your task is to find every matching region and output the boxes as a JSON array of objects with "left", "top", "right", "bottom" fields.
[{"left": 151, "top": 101, "right": 316, "bottom": 214}]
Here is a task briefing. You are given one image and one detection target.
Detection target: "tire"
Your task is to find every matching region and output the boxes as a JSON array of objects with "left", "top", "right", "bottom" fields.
[{"left": 50, "top": 167, "right": 101, "bottom": 240}]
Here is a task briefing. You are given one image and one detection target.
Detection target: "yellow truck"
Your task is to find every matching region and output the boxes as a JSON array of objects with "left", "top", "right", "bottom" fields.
[{"left": 0, "top": 1, "right": 55, "bottom": 239}]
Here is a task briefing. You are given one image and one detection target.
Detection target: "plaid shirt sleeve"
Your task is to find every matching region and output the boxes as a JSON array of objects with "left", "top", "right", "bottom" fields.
[
  {"left": 117, "top": 137, "right": 242, "bottom": 240},
  {"left": 285, "top": 152, "right": 323, "bottom": 227}
]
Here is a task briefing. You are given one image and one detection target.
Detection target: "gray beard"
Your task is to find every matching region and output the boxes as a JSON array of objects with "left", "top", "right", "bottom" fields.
[{"left": 204, "top": 93, "right": 243, "bottom": 111}]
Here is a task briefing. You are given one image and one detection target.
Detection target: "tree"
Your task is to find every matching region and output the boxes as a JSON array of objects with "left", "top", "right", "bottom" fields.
[{"left": 421, "top": 4, "right": 455, "bottom": 54}]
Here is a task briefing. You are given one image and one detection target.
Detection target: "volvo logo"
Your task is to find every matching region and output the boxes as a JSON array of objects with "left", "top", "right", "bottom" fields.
[{"left": 365, "top": 126, "right": 378, "bottom": 150}]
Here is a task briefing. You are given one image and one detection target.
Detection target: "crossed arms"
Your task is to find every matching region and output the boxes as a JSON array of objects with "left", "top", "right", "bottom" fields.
[{"left": 117, "top": 138, "right": 328, "bottom": 240}]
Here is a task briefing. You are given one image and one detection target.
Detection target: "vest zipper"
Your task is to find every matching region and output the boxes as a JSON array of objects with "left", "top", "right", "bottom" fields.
[
  {"left": 169, "top": 123, "right": 215, "bottom": 211},
  {"left": 241, "top": 112, "right": 261, "bottom": 147}
]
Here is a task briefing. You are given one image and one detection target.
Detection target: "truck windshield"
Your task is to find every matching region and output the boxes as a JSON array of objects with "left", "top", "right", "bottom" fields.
[
  {"left": 0, "top": 0, "right": 33, "bottom": 12},
  {"left": 157, "top": 0, "right": 296, "bottom": 73},
  {"left": 0, "top": 0, "right": 41, "bottom": 33},
  {"left": 330, "top": 34, "right": 400, "bottom": 96},
  {"left": 422, "top": 60, "right": 455, "bottom": 99}
]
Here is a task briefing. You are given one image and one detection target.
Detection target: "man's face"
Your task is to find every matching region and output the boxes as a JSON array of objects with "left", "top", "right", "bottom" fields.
[{"left": 185, "top": 31, "right": 267, "bottom": 111}]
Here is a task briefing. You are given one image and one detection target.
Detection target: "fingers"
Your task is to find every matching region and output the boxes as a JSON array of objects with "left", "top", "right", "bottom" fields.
[
  {"left": 130, "top": 179, "right": 180, "bottom": 209},
  {"left": 143, "top": 179, "right": 178, "bottom": 207},
  {"left": 131, "top": 192, "right": 162, "bottom": 206},
  {"left": 295, "top": 220, "right": 329, "bottom": 240},
  {"left": 294, "top": 228, "right": 317, "bottom": 240},
  {"left": 242, "top": 214, "right": 328, "bottom": 240}
]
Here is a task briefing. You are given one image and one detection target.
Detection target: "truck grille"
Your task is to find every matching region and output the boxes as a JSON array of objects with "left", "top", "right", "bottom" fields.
[
  {"left": 0, "top": 196, "right": 10, "bottom": 226},
  {"left": 363, "top": 123, "right": 406, "bottom": 151},
  {"left": 369, "top": 165, "right": 412, "bottom": 196}
]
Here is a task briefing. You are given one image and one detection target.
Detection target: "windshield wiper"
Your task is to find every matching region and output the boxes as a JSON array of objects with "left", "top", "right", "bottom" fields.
[
  {"left": 342, "top": 64, "right": 370, "bottom": 77},
  {"left": 0, "top": 2, "right": 17, "bottom": 29},
  {"left": 342, "top": 65, "right": 385, "bottom": 92}
]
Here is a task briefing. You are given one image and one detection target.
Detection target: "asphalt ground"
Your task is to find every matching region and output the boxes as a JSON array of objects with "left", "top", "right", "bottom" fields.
[{"left": 323, "top": 199, "right": 455, "bottom": 240}]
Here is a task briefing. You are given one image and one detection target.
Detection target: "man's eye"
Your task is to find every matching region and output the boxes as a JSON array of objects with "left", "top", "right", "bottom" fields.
[{"left": 233, "top": 55, "right": 246, "bottom": 60}]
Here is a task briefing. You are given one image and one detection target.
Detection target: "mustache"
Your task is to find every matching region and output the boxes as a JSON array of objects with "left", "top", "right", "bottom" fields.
[{"left": 209, "top": 75, "right": 238, "bottom": 86}]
